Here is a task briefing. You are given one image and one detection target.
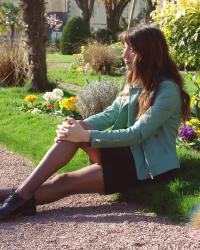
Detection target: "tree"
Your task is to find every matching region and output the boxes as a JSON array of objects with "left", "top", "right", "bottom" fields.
[
  {"left": 0, "top": 0, "right": 20, "bottom": 46},
  {"left": 20, "top": 0, "right": 48, "bottom": 91},
  {"left": 146, "top": 0, "right": 155, "bottom": 13},
  {"left": 61, "top": 16, "right": 91, "bottom": 55},
  {"left": 100, "top": 0, "right": 131, "bottom": 32},
  {"left": 74, "top": 0, "right": 95, "bottom": 29},
  {"left": 45, "top": 13, "right": 63, "bottom": 44}
]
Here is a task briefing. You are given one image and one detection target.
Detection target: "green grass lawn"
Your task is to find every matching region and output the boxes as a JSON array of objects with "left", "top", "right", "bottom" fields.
[
  {"left": 117, "top": 147, "right": 200, "bottom": 222},
  {"left": 47, "top": 53, "right": 74, "bottom": 63},
  {"left": 48, "top": 66, "right": 123, "bottom": 86},
  {"left": 46, "top": 53, "right": 198, "bottom": 92},
  {"left": 0, "top": 86, "right": 89, "bottom": 171},
  {"left": 0, "top": 72, "right": 200, "bottom": 223}
]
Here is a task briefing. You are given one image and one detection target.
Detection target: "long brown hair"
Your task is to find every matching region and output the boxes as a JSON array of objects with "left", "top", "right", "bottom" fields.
[{"left": 119, "top": 25, "right": 190, "bottom": 121}]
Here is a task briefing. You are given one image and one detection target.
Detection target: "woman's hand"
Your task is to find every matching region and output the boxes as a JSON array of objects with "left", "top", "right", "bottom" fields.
[{"left": 55, "top": 117, "right": 91, "bottom": 143}]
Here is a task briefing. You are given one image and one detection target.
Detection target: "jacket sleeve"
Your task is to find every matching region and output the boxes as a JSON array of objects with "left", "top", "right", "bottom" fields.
[
  {"left": 89, "top": 81, "right": 182, "bottom": 148},
  {"left": 83, "top": 96, "right": 121, "bottom": 130}
]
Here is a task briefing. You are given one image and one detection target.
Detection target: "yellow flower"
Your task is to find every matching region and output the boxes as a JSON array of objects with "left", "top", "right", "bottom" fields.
[
  {"left": 76, "top": 66, "right": 84, "bottom": 73},
  {"left": 187, "top": 118, "right": 200, "bottom": 130},
  {"left": 190, "top": 118, "right": 200, "bottom": 126},
  {"left": 190, "top": 96, "right": 198, "bottom": 107},
  {"left": 195, "top": 130, "right": 200, "bottom": 136},
  {"left": 186, "top": 121, "right": 192, "bottom": 127},
  {"left": 24, "top": 95, "right": 38, "bottom": 103},
  {"left": 60, "top": 97, "right": 78, "bottom": 111}
]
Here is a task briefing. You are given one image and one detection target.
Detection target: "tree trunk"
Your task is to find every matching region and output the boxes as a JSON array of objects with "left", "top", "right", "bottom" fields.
[
  {"left": 20, "top": 0, "right": 48, "bottom": 91},
  {"left": 75, "top": 0, "right": 95, "bottom": 30},
  {"left": 82, "top": 9, "right": 91, "bottom": 28},
  {"left": 106, "top": 11, "right": 120, "bottom": 32},
  {"left": 147, "top": 0, "right": 155, "bottom": 13},
  {"left": 105, "top": 0, "right": 131, "bottom": 33}
]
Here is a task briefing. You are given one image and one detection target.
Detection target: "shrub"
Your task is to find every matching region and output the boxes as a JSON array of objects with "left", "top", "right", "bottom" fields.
[
  {"left": 60, "top": 16, "right": 91, "bottom": 55},
  {"left": 187, "top": 72, "right": 200, "bottom": 119},
  {"left": 82, "top": 42, "right": 118, "bottom": 74},
  {"left": 92, "top": 28, "right": 117, "bottom": 44},
  {"left": 71, "top": 52, "right": 85, "bottom": 68},
  {"left": 151, "top": 0, "right": 200, "bottom": 70},
  {"left": 77, "top": 80, "right": 119, "bottom": 118},
  {"left": 0, "top": 41, "right": 28, "bottom": 87},
  {"left": 107, "top": 42, "right": 124, "bottom": 68}
]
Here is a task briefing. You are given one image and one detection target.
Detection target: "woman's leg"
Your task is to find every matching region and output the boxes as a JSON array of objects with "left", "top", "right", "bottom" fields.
[
  {"left": 17, "top": 141, "right": 79, "bottom": 199},
  {"left": 16, "top": 121, "right": 101, "bottom": 200},
  {"left": 34, "top": 163, "right": 104, "bottom": 205},
  {"left": 0, "top": 143, "right": 102, "bottom": 203}
]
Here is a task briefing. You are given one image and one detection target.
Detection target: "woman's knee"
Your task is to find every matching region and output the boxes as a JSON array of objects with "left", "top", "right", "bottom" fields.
[
  {"left": 50, "top": 173, "right": 79, "bottom": 194},
  {"left": 51, "top": 173, "right": 69, "bottom": 186}
]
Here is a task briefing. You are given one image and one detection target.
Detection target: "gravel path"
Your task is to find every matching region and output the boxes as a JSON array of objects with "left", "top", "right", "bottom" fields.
[
  {"left": 59, "top": 82, "right": 81, "bottom": 93},
  {"left": 47, "top": 62, "right": 71, "bottom": 67},
  {"left": 0, "top": 148, "right": 199, "bottom": 250}
]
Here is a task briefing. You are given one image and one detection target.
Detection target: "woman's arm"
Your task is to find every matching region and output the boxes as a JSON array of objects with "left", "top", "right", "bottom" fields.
[
  {"left": 83, "top": 96, "right": 122, "bottom": 131},
  {"left": 55, "top": 96, "right": 122, "bottom": 143},
  {"left": 88, "top": 81, "right": 182, "bottom": 148}
]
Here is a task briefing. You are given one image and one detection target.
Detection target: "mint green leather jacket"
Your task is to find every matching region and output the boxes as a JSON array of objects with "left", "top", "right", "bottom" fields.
[{"left": 84, "top": 80, "right": 182, "bottom": 180}]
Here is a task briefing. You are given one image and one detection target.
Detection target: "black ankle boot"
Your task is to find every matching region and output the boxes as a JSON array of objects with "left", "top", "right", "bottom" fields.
[
  {"left": 16, "top": 196, "right": 36, "bottom": 216},
  {"left": 0, "top": 192, "right": 36, "bottom": 221}
]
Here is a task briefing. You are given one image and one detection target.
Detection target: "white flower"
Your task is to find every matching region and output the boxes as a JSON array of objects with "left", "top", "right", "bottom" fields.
[
  {"left": 43, "top": 89, "right": 64, "bottom": 102},
  {"left": 31, "top": 108, "right": 41, "bottom": 113},
  {"left": 43, "top": 92, "right": 52, "bottom": 101},
  {"left": 52, "top": 88, "right": 64, "bottom": 99},
  {"left": 51, "top": 93, "right": 60, "bottom": 102}
]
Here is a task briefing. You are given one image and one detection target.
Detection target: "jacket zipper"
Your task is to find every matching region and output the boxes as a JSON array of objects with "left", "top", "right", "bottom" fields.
[
  {"left": 129, "top": 88, "right": 154, "bottom": 180},
  {"left": 141, "top": 138, "right": 154, "bottom": 180}
]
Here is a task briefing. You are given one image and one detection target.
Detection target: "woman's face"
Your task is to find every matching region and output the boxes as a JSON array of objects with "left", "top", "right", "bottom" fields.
[{"left": 122, "top": 42, "right": 136, "bottom": 71}]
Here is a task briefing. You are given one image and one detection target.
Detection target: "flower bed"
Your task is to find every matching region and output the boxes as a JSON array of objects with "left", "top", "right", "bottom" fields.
[
  {"left": 21, "top": 88, "right": 81, "bottom": 119},
  {"left": 177, "top": 118, "right": 200, "bottom": 151}
]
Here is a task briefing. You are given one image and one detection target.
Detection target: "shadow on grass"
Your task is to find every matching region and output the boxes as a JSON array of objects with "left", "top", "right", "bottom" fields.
[{"left": 117, "top": 158, "right": 200, "bottom": 223}]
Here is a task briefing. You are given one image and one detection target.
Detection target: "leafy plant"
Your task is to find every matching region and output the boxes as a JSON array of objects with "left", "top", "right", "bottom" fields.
[
  {"left": 186, "top": 72, "right": 200, "bottom": 119},
  {"left": 0, "top": 41, "right": 28, "bottom": 87},
  {"left": 107, "top": 42, "right": 124, "bottom": 68},
  {"left": 82, "top": 41, "right": 118, "bottom": 74},
  {"left": 151, "top": 0, "right": 200, "bottom": 70},
  {"left": 0, "top": 0, "right": 20, "bottom": 46},
  {"left": 92, "top": 28, "right": 117, "bottom": 44},
  {"left": 60, "top": 16, "right": 91, "bottom": 55},
  {"left": 177, "top": 122, "right": 200, "bottom": 151},
  {"left": 77, "top": 80, "right": 119, "bottom": 118}
]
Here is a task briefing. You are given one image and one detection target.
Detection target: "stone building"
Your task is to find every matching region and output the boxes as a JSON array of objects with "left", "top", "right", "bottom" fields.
[{"left": 46, "top": 0, "right": 148, "bottom": 31}]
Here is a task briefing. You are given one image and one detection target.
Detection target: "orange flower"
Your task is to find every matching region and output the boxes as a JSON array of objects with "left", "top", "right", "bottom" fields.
[
  {"left": 44, "top": 103, "right": 54, "bottom": 109},
  {"left": 69, "top": 96, "right": 78, "bottom": 103}
]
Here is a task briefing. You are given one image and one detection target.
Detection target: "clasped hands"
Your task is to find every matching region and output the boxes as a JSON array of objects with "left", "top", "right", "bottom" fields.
[{"left": 55, "top": 117, "right": 91, "bottom": 143}]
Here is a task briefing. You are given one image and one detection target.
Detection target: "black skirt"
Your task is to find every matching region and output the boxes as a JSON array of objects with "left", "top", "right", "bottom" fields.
[{"left": 99, "top": 147, "right": 179, "bottom": 195}]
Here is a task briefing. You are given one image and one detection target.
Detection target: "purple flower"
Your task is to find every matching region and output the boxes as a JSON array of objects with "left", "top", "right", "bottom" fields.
[{"left": 178, "top": 125, "right": 197, "bottom": 141}]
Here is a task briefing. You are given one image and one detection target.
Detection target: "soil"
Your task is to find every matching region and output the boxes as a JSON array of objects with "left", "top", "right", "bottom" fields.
[{"left": 0, "top": 148, "right": 199, "bottom": 250}]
